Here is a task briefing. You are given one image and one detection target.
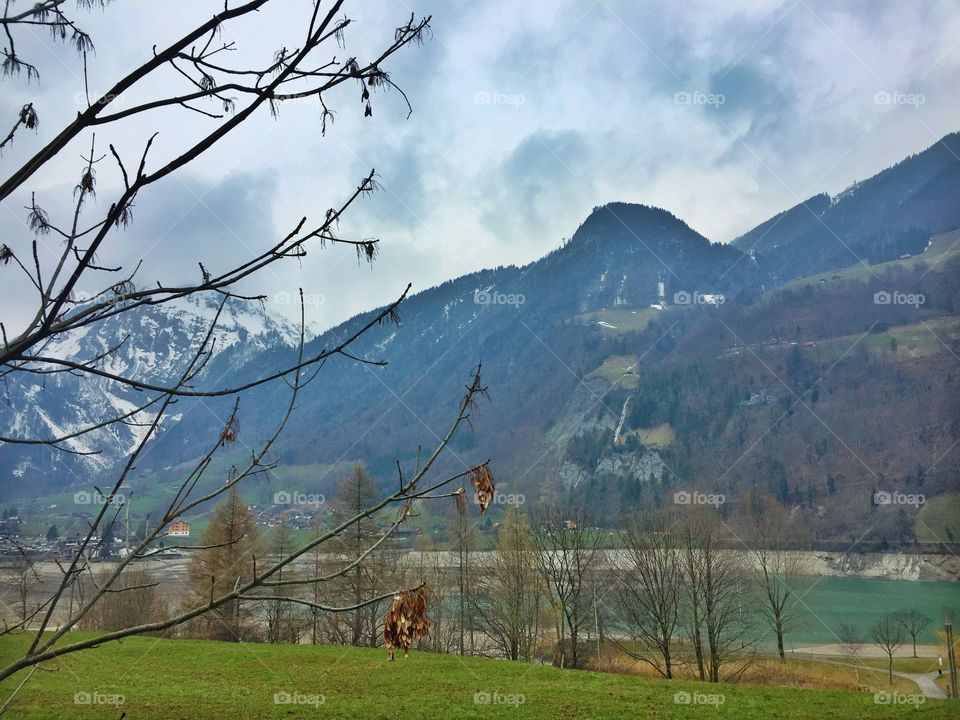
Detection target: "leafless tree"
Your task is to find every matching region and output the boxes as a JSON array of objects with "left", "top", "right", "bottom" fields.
[
  {"left": 260, "top": 516, "right": 310, "bottom": 644},
  {"left": 532, "top": 505, "right": 601, "bottom": 669},
  {"left": 746, "top": 498, "right": 807, "bottom": 660},
  {"left": 451, "top": 496, "right": 477, "bottom": 655},
  {"left": 836, "top": 621, "right": 863, "bottom": 661},
  {"left": 872, "top": 612, "right": 905, "bottom": 684},
  {"left": 4, "top": 547, "right": 40, "bottom": 627},
  {"left": 611, "top": 511, "right": 681, "bottom": 679},
  {"left": 893, "top": 609, "right": 931, "bottom": 658},
  {"left": 0, "top": 351, "right": 491, "bottom": 687},
  {"left": 473, "top": 508, "right": 543, "bottom": 662},
  {"left": 679, "top": 509, "right": 754, "bottom": 683},
  {"left": 403, "top": 543, "right": 459, "bottom": 655},
  {"left": 1, "top": 0, "right": 429, "bottom": 418},
  {"left": 0, "top": 3, "right": 500, "bottom": 699},
  {"left": 77, "top": 569, "right": 166, "bottom": 634}
]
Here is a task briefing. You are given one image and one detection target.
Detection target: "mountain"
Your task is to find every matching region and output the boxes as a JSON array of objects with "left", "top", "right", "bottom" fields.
[
  {"left": 130, "top": 203, "right": 762, "bottom": 498},
  {"left": 3, "top": 135, "right": 959, "bottom": 548},
  {"left": 734, "top": 131, "right": 960, "bottom": 282},
  {"left": 0, "top": 295, "right": 307, "bottom": 496}
]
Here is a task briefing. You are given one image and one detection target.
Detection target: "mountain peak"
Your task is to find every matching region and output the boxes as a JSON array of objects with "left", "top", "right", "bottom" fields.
[{"left": 568, "top": 202, "right": 711, "bottom": 253}]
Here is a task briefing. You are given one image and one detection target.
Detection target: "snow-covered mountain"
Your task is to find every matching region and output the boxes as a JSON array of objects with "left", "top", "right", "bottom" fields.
[{"left": 1, "top": 294, "right": 308, "bottom": 492}]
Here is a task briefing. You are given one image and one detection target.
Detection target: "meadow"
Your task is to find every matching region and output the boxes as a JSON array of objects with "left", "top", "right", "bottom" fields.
[{"left": 0, "top": 633, "right": 953, "bottom": 719}]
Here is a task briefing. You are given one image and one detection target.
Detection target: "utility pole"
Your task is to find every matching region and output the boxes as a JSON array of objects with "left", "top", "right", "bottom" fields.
[
  {"left": 946, "top": 623, "right": 959, "bottom": 699},
  {"left": 124, "top": 490, "right": 133, "bottom": 553},
  {"left": 593, "top": 585, "right": 601, "bottom": 668}
]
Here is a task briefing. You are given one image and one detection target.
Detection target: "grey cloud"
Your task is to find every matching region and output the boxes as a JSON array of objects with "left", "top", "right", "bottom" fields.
[{"left": 1, "top": 0, "right": 958, "bottom": 336}]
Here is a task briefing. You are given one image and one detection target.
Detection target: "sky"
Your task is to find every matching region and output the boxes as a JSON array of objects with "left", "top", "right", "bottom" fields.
[{"left": 1, "top": 0, "right": 959, "bottom": 335}]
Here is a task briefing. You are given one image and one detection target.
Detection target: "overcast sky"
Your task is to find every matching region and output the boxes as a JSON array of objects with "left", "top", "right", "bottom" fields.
[{"left": 1, "top": 0, "right": 958, "bottom": 334}]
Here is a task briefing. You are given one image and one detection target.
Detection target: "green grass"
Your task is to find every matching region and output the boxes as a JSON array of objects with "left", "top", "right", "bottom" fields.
[
  {"left": 916, "top": 492, "right": 960, "bottom": 544},
  {"left": 617, "top": 423, "right": 676, "bottom": 448},
  {"left": 0, "top": 633, "right": 953, "bottom": 719},
  {"left": 587, "top": 354, "right": 639, "bottom": 388},
  {"left": 573, "top": 307, "right": 658, "bottom": 335},
  {"left": 779, "top": 229, "right": 960, "bottom": 292},
  {"left": 779, "top": 317, "right": 960, "bottom": 365}
]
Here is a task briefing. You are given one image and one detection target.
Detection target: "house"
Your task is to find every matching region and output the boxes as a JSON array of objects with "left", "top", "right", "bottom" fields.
[{"left": 167, "top": 520, "right": 191, "bottom": 537}]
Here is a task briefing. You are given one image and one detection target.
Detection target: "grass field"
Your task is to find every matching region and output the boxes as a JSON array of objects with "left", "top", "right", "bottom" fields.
[
  {"left": 587, "top": 354, "right": 639, "bottom": 388},
  {"left": 0, "top": 633, "right": 953, "bottom": 719},
  {"left": 917, "top": 493, "right": 960, "bottom": 544},
  {"left": 779, "top": 229, "right": 960, "bottom": 292},
  {"left": 573, "top": 307, "right": 658, "bottom": 335}
]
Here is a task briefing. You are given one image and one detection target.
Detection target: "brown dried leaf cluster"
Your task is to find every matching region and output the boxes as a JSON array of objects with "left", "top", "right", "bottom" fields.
[
  {"left": 218, "top": 415, "right": 240, "bottom": 446},
  {"left": 469, "top": 465, "right": 495, "bottom": 514},
  {"left": 383, "top": 586, "right": 431, "bottom": 660}
]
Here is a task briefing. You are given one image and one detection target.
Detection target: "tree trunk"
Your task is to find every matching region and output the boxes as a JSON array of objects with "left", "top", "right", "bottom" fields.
[{"left": 776, "top": 619, "right": 785, "bottom": 661}]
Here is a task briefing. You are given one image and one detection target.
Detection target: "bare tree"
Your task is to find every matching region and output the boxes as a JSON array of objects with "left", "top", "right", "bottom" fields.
[
  {"left": 404, "top": 541, "right": 458, "bottom": 655},
  {"left": 1, "top": 0, "right": 429, "bottom": 386},
  {"left": 261, "top": 516, "right": 309, "bottom": 644},
  {"left": 612, "top": 511, "right": 681, "bottom": 679},
  {"left": 532, "top": 505, "right": 602, "bottom": 669},
  {"left": 872, "top": 613, "right": 905, "bottom": 684},
  {"left": 747, "top": 498, "right": 807, "bottom": 660},
  {"left": 451, "top": 497, "right": 477, "bottom": 655},
  {"left": 473, "top": 508, "right": 543, "bottom": 662},
  {"left": 679, "top": 510, "right": 754, "bottom": 683},
  {"left": 836, "top": 621, "right": 863, "bottom": 661},
  {"left": 0, "top": 358, "right": 491, "bottom": 686},
  {"left": 4, "top": 547, "right": 40, "bottom": 627},
  {"left": 893, "top": 609, "right": 931, "bottom": 658},
  {"left": 77, "top": 569, "right": 165, "bottom": 633},
  {"left": 0, "top": 1, "right": 501, "bottom": 698}
]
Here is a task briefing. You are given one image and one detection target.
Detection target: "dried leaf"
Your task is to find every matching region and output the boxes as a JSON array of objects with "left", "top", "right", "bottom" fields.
[
  {"left": 469, "top": 465, "right": 495, "bottom": 514},
  {"left": 218, "top": 415, "right": 240, "bottom": 447},
  {"left": 384, "top": 586, "right": 431, "bottom": 660}
]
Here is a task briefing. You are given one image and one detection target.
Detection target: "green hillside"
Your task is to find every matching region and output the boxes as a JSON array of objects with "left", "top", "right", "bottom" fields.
[{"left": 0, "top": 634, "right": 954, "bottom": 719}]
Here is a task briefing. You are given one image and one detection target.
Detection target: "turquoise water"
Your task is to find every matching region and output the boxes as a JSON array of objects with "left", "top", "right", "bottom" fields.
[{"left": 778, "top": 576, "right": 959, "bottom": 649}]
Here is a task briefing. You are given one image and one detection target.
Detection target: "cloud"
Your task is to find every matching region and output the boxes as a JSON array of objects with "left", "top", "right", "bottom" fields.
[{"left": 0, "top": 0, "right": 957, "bottom": 337}]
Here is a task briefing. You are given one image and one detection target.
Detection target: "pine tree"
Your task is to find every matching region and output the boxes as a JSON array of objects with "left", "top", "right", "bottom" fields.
[{"left": 181, "top": 486, "right": 260, "bottom": 641}]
